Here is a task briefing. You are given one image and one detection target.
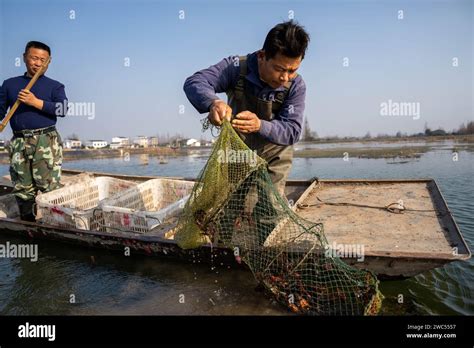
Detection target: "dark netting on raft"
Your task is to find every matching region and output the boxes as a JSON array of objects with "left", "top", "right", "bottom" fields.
[{"left": 174, "top": 120, "right": 383, "bottom": 315}]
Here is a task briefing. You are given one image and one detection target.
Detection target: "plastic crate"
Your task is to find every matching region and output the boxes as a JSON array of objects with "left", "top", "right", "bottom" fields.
[
  {"left": 100, "top": 178, "right": 195, "bottom": 233},
  {"left": 36, "top": 176, "right": 137, "bottom": 230}
]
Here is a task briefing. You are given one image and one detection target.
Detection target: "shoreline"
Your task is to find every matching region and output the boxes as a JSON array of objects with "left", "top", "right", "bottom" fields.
[
  {"left": 0, "top": 136, "right": 473, "bottom": 164},
  {"left": 298, "top": 134, "right": 474, "bottom": 145},
  {"left": 293, "top": 146, "right": 431, "bottom": 159}
]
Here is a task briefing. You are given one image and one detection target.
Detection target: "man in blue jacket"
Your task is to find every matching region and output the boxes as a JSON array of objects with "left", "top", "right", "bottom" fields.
[
  {"left": 184, "top": 21, "right": 310, "bottom": 196},
  {"left": 0, "top": 41, "right": 68, "bottom": 221},
  {"left": 184, "top": 21, "right": 310, "bottom": 244}
]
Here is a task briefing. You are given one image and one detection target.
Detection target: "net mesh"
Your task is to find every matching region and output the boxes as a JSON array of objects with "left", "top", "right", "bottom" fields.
[{"left": 175, "top": 120, "right": 383, "bottom": 315}]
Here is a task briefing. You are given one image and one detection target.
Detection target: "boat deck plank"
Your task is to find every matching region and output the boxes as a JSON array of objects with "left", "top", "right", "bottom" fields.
[{"left": 297, "top": 182, "right": 453, "bottom": 255}]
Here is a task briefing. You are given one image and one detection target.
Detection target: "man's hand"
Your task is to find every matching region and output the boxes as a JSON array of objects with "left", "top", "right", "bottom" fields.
[
  {"left": 208, "top": 100, "right": 232, "bottom": 126},
  {"left": 231, "top": 111, "right": 261, "bottom": 133},
  {"left": 18, "top": 89, "right": 43, "bottom": 110}
]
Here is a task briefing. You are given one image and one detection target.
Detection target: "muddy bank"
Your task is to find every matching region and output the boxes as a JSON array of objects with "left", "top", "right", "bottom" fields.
[
  {"left": 293, "top": 146, "right": 433, "bottom": 159},
  {"left": 299, "top": 134, "right": 474, "bottom": 145}
]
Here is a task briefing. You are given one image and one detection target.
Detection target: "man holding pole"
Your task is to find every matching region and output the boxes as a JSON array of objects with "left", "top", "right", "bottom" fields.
[{"left": 0, "top": 41, "right": 68, "bottom": 221}]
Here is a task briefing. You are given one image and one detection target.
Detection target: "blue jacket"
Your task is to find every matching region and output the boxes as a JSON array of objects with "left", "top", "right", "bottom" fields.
[
  {"left": 183, "top": 51, "right": 306, "bottom": 146},
  {"left": 0, "top": 73, "right": 68, "bottom": 131}
]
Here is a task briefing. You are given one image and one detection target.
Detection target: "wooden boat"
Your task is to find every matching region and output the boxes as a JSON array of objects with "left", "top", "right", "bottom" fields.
[{"left": 0, "top": 169, "right": 470, "bottom": 278}]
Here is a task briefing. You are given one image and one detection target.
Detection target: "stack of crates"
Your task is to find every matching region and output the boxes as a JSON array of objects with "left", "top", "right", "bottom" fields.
[
  {"left": 36, "top": 176, "right": 137, "bottom": 230},
  {"left": 99, "top": 178, "right": 195, "bottom": 233}
]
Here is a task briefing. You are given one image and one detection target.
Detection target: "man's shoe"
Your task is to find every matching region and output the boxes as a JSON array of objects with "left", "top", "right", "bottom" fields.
[{"left": 15, "top": 197, "right": 36, "bottom": 222}]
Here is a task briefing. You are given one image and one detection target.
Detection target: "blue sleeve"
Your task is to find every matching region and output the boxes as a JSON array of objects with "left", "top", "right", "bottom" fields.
[
  {"left": 0, "top": 81, "right": 7, "bottom": 121},
  {"left": 183, "top": 56, "right": 240, "bottom": 114},
  {"left": 42, "top": 83, "right": 68, "bottom": 117},
  {"left": 258, "top": 78, "right": 306, "bottom": 146}
]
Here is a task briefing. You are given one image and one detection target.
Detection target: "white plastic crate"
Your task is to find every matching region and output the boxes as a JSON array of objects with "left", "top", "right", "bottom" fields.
[
  {"left": 100, "top": 178, "right": 195, "bottom": 233},
  {"left": 36, "top": 176, "right": 137, "bottom": 230}
]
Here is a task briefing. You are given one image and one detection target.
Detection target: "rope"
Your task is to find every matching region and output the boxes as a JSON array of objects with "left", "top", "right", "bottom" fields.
[{"left": 297, "top": 196, "right": 447, "bottom": 215}]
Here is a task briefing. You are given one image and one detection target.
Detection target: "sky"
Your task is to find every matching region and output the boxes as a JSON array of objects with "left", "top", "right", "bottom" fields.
[{"left": 0, "top": 0, "right": 472, "bottom": 142}]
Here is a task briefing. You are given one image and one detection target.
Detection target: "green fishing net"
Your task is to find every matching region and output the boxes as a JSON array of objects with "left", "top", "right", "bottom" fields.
[{"left": 174, "top": 120, "right": 383, "bottom": 315}]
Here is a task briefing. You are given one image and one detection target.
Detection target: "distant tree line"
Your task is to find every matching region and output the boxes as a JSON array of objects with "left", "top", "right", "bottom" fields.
[{"left": 301, "top": 119, "right": 474, "bottom": 141}]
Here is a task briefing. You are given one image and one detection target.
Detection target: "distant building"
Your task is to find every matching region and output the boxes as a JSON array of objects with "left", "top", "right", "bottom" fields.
[
  {"left": 63, "top": 139, "right": 82, "bottom": 149},
  {"left": 110, "top": 136, "right": 130, "bottom": 149},
  {"left": 86, "top": 140, "right": 108, "bottom": 149},
  {"left": 185, "top": 138, "right": 201, "bottom": 147},
  {"left": 168, "top": 139, "right": 182, "bottom": 149},
  {"left": 133, "top": 136, "right": 149, "bottom": 148},
  {"left": 148, "top": 136, "right": 159, "bottom": 147}
]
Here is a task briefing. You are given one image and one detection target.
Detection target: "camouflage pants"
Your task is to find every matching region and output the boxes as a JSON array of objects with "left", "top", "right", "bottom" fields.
[{"left": 8, "top": 130, "right": 63, "bottom": 201}]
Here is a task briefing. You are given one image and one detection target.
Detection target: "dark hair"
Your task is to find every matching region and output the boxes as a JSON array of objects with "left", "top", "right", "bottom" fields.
[
  {"left": 24, "top": 41, "right": 51, "bottom": 55},
  {"left": 262, "top": 20, "right": 310, "bottom": 60}
]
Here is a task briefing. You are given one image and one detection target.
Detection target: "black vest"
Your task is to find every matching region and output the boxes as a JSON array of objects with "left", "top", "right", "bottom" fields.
[{"left": 226, "top": 56, "right": 292, "bottom": 122}]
